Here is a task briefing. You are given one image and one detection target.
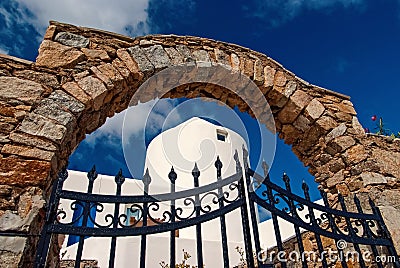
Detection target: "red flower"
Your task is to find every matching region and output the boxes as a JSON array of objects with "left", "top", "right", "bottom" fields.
[{"left": 371, "top": 115, "right": 377, "bottom": 121}]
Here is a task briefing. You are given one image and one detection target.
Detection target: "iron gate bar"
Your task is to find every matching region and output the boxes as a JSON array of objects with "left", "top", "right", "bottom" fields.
[
  {"left": 74, "top": 165, "right": 97, "bottom": 268},
  {"left": 169, "top": 167, "right": 177, "bottom": 268},
  {"left": 140, "top": 169, "right": 151, "bottom": 268},
  {"left": 249, "top": 189, "right": 393, "bottom": 246},
  {"left": 369, "top": 197, "right": 400, "bottom": 265},
  {"left": 215, "top": 156, "right": 230, "bottom": 268},
  {"left": 47, "top": 199, "right": 243, "bottom": 236},
  {"left": 35, "top": 166, "right": 68, "bottom": 268},
  {"left": 35, "top": 149, "right": 400, "bottom": 268},
  {"left": 249, "top": 169, "right": 382, "bottom": 221},
  {"left": 109, "top": 170, "right": 124, "bottom": 268},
  {"left": 247, "top": 164, "right": 400, "bottom": 267},
  {"left": 353, "top": 195, "right": 384, "bottom": 268},
  {"left": 237, "top": 149, "right": 255, "bottom": 268},
  {"left": 338, "top": 192, "right": 367, "bottom": 267},
  {"left": 301, "top": 180, "right": 326, "bottom": 268},
  {"left": 257, "top": 164, "right": 286, "bottom": 268},
  {"left": 284, "top": 174, "right": 310, "bottom": 268},
  {"left": 192, "top": 163, "right": 204, "bottom": 268},
  {"left": 57, "top": 171, "right": 241, "bottom": 203},
  {"left": 243, "top": 148, "right": 263, "bottom": 268},
  {"left": 319, "top": 189, "right": 349, "bottom": 268}
]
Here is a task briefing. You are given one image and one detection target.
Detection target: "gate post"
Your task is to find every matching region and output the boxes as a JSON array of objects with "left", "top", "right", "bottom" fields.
[
  {"left": 236, "top": 149, "right": 255, "bottom": 267},
  {"left": 34, "top": 168, "right": 67, "bottom": 268}
]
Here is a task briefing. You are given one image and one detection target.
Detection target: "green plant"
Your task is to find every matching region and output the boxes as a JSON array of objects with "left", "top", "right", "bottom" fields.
[{"left": 159, "top": 249, "right": 198, "bottom": 268}]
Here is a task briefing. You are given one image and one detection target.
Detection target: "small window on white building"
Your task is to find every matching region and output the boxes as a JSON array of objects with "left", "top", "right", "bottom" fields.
[{"left": 216, "top": 129, "right": 228, "bottom": 142}]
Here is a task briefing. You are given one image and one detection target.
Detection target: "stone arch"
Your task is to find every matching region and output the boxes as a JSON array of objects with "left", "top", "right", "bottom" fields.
[{"left": 0, "top": 21, "right": 399, "bottom": 266}]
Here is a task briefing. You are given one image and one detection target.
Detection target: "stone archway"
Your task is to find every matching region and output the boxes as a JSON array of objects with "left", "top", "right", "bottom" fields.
[{"left": 0, "top": 21, "right": 399, "bottom": 267}]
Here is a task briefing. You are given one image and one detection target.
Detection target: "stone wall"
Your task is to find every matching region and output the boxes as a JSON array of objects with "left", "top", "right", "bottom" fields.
[{"left": 0, "top": 21, "right": 398, "bottom": 267}]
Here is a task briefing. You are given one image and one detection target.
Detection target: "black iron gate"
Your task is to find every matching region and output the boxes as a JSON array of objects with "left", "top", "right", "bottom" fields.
[{"left": 35, "top": 148, "right": 399, "bottom": 268}]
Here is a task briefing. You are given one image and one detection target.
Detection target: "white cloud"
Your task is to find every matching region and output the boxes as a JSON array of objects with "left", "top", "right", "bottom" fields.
[
  {"left": 245, "top": 0, "right": 365, "bottom": 27},
  {"left": 14, "top": 0, "right": 149, "bottom": 36},
  {"left": 0, "top": 46, "right": 8, "bottom": 55},
  {"left": 84, "top": 99, "right": 182, "bottom": 148}
]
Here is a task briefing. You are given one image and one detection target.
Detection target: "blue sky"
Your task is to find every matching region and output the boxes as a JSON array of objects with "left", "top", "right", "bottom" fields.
[{"left": 1, "top": 0, "right": 399, "bottom": 202}]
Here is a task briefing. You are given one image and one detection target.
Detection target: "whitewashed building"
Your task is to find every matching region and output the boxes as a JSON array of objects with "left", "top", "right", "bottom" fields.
[{"left": 59, "top": 117, "right": 322, "bottom": 267}]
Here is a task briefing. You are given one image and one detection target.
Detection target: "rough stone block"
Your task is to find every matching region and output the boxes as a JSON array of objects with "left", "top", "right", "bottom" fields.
[
  {"left": 81, "top": 48, "right": 110, "bottom": 61},
  {"left": 0, "top": 156, "right": 51, "bottom": 186},
  {"left": 283, "top": 80, "right": 297, "bottom": 98},
  {"left": 230, "top": 53, "right": 240, "bottom": 71},
  {"left": 240, "top": 57, "right": 253, "bottom": 78},
  {"left": 290, "top": 90, "right": 312, "bottom": 109},
  {"left": 91, "top": 63, "right": 125, "bottom": 91},
  {"left": 336, "top": 183, "right": 350, "bottom": 196},
  {"left": 264, "top": 65, "right": 276, "bottom": 88},
  {"left": 62, "top": 82, "right": 91, "bottom": 107},
  {"left": 127, "top": 46, "right": 154, "bottom": 74},
  {"left": 175, "top": 45, "right": 194, "bottom": 62},
  {"left": 360, "top": 172, "right": 387, "bottom": 186},
  {"left": 315, "top": 116, "right": 337, "bottom": 132},
  {"left": 54, "top": 32, "right": 89, "bottom": 48},
  {"left": 293, "top": 115, "right": 311, "bottom": 132},
  {"left": 292, "top": 125, "right": 323, "bottom": 154},
  {"left": 48, "top": 90, "right": 85, "bottom": 116},
  {"left": 77, "top": 76, "right": 108, "bottom": 111},
  {"left": 305, "top": 99, "right": 325, "bottom": 120},
  {"left": 36, "top": 40, "right": 85, "bottom": 69},
  {"left": 339, "top": 100, "right": 357, "bottom": 115},
  {"left": 143, "top": 45, "right": 171, "bottom": 71},
  {"left": 281, "top": 124, "right": 301, "bottom": 144},
  {"left": 14, "top": 70, "right": 59, "bottom": 88},
  {"left": 43, "top": 25, "right": 57, "bottom": 40},
  {"left": 18, "top": 113, "right": 67, "bottom": 144},
  {"left": 326, "top": 170, "right": 344, "bottom": 188},
  {"left": 328, "top": 136, "right": 356, "bottom": 154},
  {"left": 0, "top": 77, "right": 45, "bottom": 106},
  {"left": 9, "top": 132, "right": 57, "bottom": 151},
  {"left": 34, "top": 99, "right": 75, "bottom": 127},
  {"left": 326, "top": 123, "right": 347, "bottom": 142},
  {"left": 112, "top": 58, "right": 135, "bottom": 86},
  {"left": 0, "top": 236, "right": 26, "bottom": 255},
  {"left": 214, "top": 48, "right": 230, "bottom": 66},
  {"left": 344, "top": 144, "right": 368, "bottom": 164},
  {"left": 274, "top": 71, "right": 287, "bottom": 87},
  {"left": 0, "top": 122, "right": 15, "bottom": 135},
  {"left": 192, "top": 50, "right": 210, "bottom": 62},
  {"left": 267, "top": 86, "right": 285, "bottom": 107},
  {"left": 116, "top": 49, "right": 143, "bottom": 80},
  {"left": 334, "top": 111, "right": 353, "bottom": 122},
  {"left": 1, "top": 144, "right": 54, "bottom": 161},
  {"left": 351, "top": 116, "right": 366, "bottom": 136},
  {"left": 165, "top": 47, "right": 185, "bottom": 65},
  {"left": 371, "top": 148, "right": 400, "bottom": 178},
  {"left": 379, "top": 206, "right": 400, "bottom": 253},
  {"left": 253, "top": 59, "right": 264, "bottom": 85},
  {"left": 277, "top": 101, "right": 302, "bottom": 124}
]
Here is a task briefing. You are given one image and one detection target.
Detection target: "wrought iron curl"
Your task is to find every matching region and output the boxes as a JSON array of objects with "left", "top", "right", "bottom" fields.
[
  {"left": 272, "top": 192, "right": 291, "bottom": 214},
  {"left": 88, "top": 202, "right": 114, "bottom": 228},
  {"left": 175, "top": 197, "right": 196, "bottom": 221},
  {"left": 221, "top": 182, "right": 240, "bottom": 203},
  {"left": 56, "top": 200, "right": 85, "bottom": 225},
  {"left": 55, "top": 209, "right": 67, "bottom": 224},
  {"left": 146, "top": 202, "right": 172, "bottom": 224},
  {"left": 199, "top": 192, "right": 220, "bottom": 213}
]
